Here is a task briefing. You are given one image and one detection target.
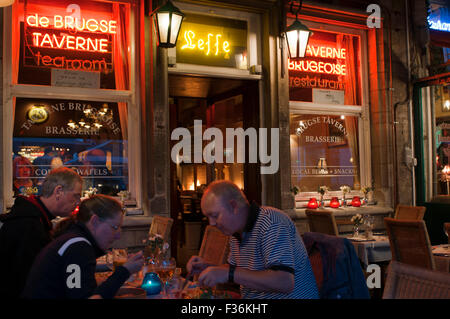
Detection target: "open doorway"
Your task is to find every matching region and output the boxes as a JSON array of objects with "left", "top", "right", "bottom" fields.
[{"left": 168, "top": 74, "right": 260, "bottom": 267}]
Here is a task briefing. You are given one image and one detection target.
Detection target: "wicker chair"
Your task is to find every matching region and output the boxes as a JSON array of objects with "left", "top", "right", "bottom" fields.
[
  {"left": 394, "top": 205, "right": 426, "bottom": 220},
  {"left": 149, "top": 215, "right": 174, "bottom": 242},
  {"left": 305, "top": 209, "right": 339, "bottom": 236},
  {"left": 444, "top": 223, "right": 450, "bottom": 244},
  {"left": 198, "top": 225, "right": 230, "bottom": 265},
  {"left": 384, "top": 218, "right": 435, "bottom": 270},
  {"left": 382, "top": 261, "right": 450, "bottom": 299}
]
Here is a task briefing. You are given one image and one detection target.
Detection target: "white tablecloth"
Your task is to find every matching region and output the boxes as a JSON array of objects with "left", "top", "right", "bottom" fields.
[{"left": 347, "top": 235, "right": 392, "bottom": 267}]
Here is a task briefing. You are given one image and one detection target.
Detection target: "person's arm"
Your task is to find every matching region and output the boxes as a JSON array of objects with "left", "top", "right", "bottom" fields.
[
  {"left": 186, "top": 256, "right": 217, "bottom": 275},
  {"left": 62, "top": 242, "right": 100, "bottom": 299},
  {"left": 199, "top": 214, "right": 298, "bottom": 294},
  {"left": 198, "top": 264, "right": 294, "bottom": 293},
  {"left": 93, "top": 251, "right": 143, "bottom": 299}
]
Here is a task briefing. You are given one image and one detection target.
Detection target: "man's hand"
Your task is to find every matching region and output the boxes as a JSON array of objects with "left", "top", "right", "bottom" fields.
[
  {"left": 198, "top": 265, "right": 229, "bottom": 287},
  {"left": 186, "top": 255, "right": 211, "bottom": 275}
]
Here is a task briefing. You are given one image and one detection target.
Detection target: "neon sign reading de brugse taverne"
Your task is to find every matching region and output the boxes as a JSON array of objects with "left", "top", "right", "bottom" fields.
[{"left": 26, "top": 13, "right": 117, "bottom": 53}]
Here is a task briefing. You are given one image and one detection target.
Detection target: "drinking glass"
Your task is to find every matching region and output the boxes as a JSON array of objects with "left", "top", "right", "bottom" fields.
[
  {"left": 363, "top": 215, "right": 374, "bottom": 239},
  {"left": 155, "top": 257, "right": 176, "bottom": 298},
  {"left": 112, "top": 248, "right": 128, "bottom": 271}
]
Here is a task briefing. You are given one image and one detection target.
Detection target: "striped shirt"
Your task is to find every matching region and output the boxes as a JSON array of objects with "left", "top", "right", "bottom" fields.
[{"left": 228, "top": 204, "right": 319, "bottom": 299}]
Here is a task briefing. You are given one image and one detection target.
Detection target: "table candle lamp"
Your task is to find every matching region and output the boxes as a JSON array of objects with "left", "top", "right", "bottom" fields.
[
  {"left": 141, "top": 272, "right": 162, "bottom": 295},
  {"left": 307, "top": 197, "right": 319, "bottom": 209},
  {"left": 351, "top": 196, "right": 361, "bottom": 207},
  {"left": 329, "top": 197, "right": 340, "bottom": 208}
]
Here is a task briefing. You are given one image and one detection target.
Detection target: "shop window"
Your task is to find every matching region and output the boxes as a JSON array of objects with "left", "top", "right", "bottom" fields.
[
  {"left": 14, "top": 0, "right": 130, "bottom": 90},
  {"left": 4, "top": 0, "right": 139, "bottom": 207},
  {"left": 289, "top": 25, "right": 369, "bottom": 204},
  {"left": 12, "top": 98, "right": 128, "bottom": 197},
  {"left": 290, "top": 114, "right": 360, "bottom": 193},
  {"left": 289, "top": 29, "right": 362, "bottom": 105}
]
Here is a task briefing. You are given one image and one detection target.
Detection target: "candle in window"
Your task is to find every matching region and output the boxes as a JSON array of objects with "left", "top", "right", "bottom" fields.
[
  {"left": 307, "top": 197, "right": 319, "bottom": 209},
  {"left": 351, "top": 196, "right": 361, "bottom": 207},
  {"left": 329, "top": 197, "right": 340, "bottom": 208}
]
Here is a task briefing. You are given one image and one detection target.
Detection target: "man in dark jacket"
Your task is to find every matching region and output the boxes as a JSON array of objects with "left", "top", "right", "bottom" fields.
[{"left": 0, "top": 167, "right": 82, "bottom": 298}]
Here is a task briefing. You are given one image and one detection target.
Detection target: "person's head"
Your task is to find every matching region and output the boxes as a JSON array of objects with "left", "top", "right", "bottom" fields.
[
  {"left": 13, "top": 156, "right": 33, "bottom": 178},
  {"left": 40, "top": 167, "right": 83, "bottom": 217},
  {"left": 200, "top": 180, "right": 249, "bottom": 236},
  {"left": 77, "top": 195, "right": 124, "bottom": 250}
]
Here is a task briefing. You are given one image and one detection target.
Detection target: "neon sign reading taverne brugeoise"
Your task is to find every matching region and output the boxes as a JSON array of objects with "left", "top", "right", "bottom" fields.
[{"left": 288, "top": 45, "right": 347, "bottom": 76}]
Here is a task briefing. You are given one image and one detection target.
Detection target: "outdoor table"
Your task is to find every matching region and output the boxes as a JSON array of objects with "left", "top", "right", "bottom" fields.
[
  {"left": 432, "top": 244, "right": 450, "bottom": 272},
  {"left": 346, "top": 235, "right": 391, "bottom": 267},
  {"left": 347, "top": 235, "right": 450, "bottom": 273},
  {"left": 94, "top": 270, "right": 240, "bottom": 299}
]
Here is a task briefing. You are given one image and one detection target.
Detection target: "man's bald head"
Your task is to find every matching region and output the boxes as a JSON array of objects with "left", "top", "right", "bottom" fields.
[
  {"left": 200, "top": 180, "right": 250, "bottom": 236},
  {"left": 202, "top": 180, "right": 249, "bottom": 208}
]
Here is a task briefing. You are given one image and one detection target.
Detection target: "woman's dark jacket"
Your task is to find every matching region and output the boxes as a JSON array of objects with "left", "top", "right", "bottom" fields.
[{"left": 22, "top": 221, "right": 130, "bottom": 299}]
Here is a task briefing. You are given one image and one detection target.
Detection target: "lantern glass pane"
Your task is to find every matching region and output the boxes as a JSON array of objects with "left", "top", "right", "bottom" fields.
[
  {"left": 286, "top": 30, "right": 298, "bottom": 58},
  {"left": 169, "top": 14, "right": 183, "bottom": 44},
  {"left": 157, "top": 12, "right": 170, "bottom": 43},
  {"left": 298, "top": 30, "right": 310, "bottom": 58}
]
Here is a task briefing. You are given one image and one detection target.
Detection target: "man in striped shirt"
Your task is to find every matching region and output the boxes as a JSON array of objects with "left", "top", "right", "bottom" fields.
[{"left": 187, "top": 180, "right": 319, "bottom": 299}]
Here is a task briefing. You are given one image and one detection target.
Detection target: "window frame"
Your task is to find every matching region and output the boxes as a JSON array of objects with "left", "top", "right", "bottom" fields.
[
  {"left": 288, "top": 20, "right": 372, "bottom": 204},
  {"left": 2, "top": 0, "right": 142, "bottom": 210}
]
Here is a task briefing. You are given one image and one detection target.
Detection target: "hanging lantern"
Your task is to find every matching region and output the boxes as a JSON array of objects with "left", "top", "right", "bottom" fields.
[
  {"left": 152, "top": 0, "right": 185, "bottom": 48},
  {"left": 285, "top": 19, "right": 312, "bottom": 58},
  {"left": 307, "top": 197, "right": 318, "bottom": 209},
  {"left": 351, "top": 196, "right": 362, "bottom": 207},
  {"left": 329, "top": 197, "right": 340, "bottom": 208}
]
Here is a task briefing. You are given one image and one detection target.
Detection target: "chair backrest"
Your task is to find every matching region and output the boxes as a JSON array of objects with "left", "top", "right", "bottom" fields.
[
  {"left": 394, "top": 205, "right": 426, "bottom": 220},
  {"left": 382, "top": 261, "right": 450, "bottom": 299},
  {"left": 148, "top": 215, "right": 174, "bottom": 242},
  {"left": 384, "top": 218, "right": 435, "bottom": 270},
  {"left": 302, "top": 232, "right": 370, "bottom": 299},
  {"left": 198, "top": 225, "right": 230, "bottom": 265},
  {"left": 305, "top": 209, "right": 339, "bottom": 236},
  {"left": 445, "top": 223, "right": 450, "bottom": 244}
]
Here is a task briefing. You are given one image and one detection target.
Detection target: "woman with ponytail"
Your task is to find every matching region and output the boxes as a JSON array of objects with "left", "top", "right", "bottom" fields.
[{"left": 22, "top": 195, "right": 144, "bottom": 299}]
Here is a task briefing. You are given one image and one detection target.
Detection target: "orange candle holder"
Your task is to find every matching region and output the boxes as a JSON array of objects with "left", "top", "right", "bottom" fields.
[
  {"left": 307, "top": 197, "right": 319, "bottom": 209},
  {"left": 329, "top": 197, "right": 340, "bottom": 208}
]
